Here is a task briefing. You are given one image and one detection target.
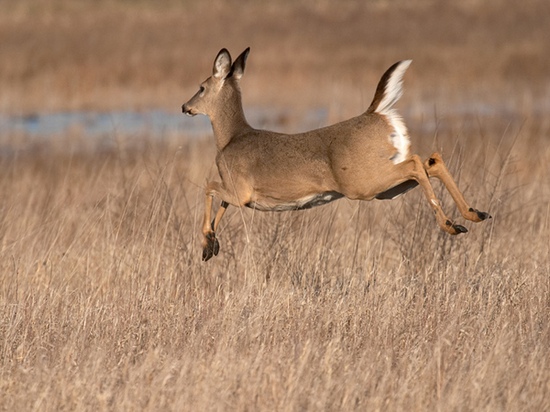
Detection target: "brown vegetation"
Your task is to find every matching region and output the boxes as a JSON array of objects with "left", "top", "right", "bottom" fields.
[
  {"left": 1, "top": 116, "right": 548, "bottom": 410},
  {"left": 1, "top": 0, "right": 549, "bottom": 410}
]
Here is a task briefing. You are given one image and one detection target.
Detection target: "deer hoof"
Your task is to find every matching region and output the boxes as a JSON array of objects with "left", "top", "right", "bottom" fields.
[
  {"left": 477, "top": 209, "right": 491, "bottom": 221},
  {"left": 468, "top": 207, "right": 491, "bottom": 222},
  {"left": 202, "top": 233, "right": 220, "bottom": 261},
  {"left": 452, "top": 224, "right": 468, "bottom": 234}
]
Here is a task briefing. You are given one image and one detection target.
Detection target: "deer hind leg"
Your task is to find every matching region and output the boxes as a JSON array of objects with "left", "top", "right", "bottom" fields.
[
  {"left": 423, "top": 153, "right": 491, "bottom": 222},
  {"left": 352, "top": 155, "right": 468, "bottom": 235},
  {"left": 402, "top": 155, "right": 470, "bottom": 234},
  {"left": 368, "top": 155, "right": 468, "bottom": 234}
]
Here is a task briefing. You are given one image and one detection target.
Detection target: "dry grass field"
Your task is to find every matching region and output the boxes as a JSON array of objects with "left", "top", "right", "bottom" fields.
[{"left": 1, "top": 1, "right": 550, "bottom": 411}]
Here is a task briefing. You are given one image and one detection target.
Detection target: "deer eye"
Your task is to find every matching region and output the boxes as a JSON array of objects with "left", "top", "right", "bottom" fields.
[{"left": 199, "top": 85, "right": 205, "bottom": 94}]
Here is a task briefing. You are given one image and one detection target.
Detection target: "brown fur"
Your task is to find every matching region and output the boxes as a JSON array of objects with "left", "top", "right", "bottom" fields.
[{"left": 182, "top": 48, "right": 490, "bottom": 261}]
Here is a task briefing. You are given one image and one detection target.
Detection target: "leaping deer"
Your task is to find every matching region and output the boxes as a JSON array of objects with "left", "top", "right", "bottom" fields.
[{"left": 182, "top": 48, "right": 490, "bottom": 261}]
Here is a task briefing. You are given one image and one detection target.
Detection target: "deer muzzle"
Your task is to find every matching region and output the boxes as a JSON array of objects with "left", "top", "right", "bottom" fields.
[{"left": 181, "top": 104, "right": 195, "bottom": 116}]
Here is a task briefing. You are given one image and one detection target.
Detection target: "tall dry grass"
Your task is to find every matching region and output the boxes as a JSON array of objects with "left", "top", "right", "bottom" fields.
[{"left": 1, "top": 114, "right": 549, "bottom": 410}]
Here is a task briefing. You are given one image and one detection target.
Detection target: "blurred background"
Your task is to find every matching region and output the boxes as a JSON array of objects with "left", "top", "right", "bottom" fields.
[
  {"left": 1, "top": 0, "right": 549, "bottom": 140},
  {"left": 1, "top": 3, "right": 549, "bottom": 410}
]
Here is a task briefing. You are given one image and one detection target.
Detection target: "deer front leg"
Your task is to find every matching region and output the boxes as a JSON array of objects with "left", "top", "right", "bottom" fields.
[
  {"left": 202, "top": 200, "right": 230, "bottom": 261},
  {"left": 202, "top": 181, "right": 250, "bottom": 261},
  {"left": 202, "top": 189, "right": 219, "bottom": 261},
  {"left": 423, "top": 153, "right": 491, "bottom": 222}
]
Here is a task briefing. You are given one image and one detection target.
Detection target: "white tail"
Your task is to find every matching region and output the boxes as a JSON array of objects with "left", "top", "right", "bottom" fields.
[
  {"left": 182, "top": 48, "right": 490, "bottom": 261},
  {"left": 368, "top": 60, "right": 411, "bottom": 164}
]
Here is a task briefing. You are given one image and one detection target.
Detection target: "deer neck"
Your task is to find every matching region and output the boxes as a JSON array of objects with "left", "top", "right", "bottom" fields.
[{"left": 210, "top": 89, "right": 252, "bottom": 151}]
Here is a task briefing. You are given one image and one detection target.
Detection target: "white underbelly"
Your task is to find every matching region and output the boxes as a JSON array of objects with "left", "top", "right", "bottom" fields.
[{"left": 246, "top": 191, "right": 344, "bottom": 211}]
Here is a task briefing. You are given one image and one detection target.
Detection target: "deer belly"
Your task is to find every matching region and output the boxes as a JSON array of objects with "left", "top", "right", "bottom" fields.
[{"left": 246, "top": 191, "right": 344, "bottom": 211}]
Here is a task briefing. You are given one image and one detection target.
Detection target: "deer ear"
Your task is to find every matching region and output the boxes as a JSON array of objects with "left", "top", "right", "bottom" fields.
[
  {"left": 231, "top": 47, "right": 250, "bottom": 80},
  {"left": 213, "top": 49, "right": 232, "bottom": 79}
]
